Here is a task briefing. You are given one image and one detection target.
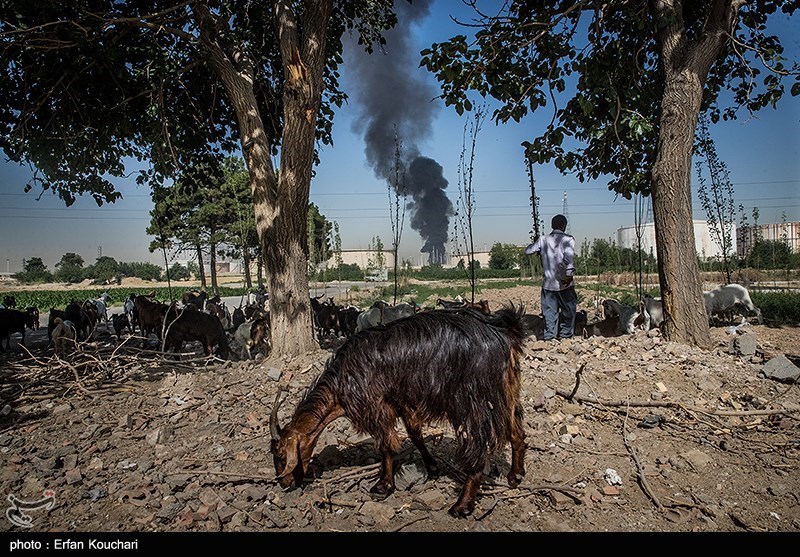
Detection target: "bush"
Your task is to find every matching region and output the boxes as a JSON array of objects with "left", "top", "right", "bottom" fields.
[
  {"left": 12, "top": 270, "right": 54, "bottom": 284},
  {"left": 167, "top": 263, "right": 191, "bottom": 281},
  {"left": 751, "top": 291, "right": 800, "bottom": 325},
  {"left": 318, "top": 263, "right": 364, "bottom": 282},
  {"left": 84, "top": 256, "right": 120, "bottom": 284},
  {"left": 118, "top": 262, "right": 164, "bottom": 281}
]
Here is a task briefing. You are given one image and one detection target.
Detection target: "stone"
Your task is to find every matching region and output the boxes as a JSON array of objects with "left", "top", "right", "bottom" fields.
[
  {"left": 680, "top": 448, "right": 713, "bottom": 469},
  {"left": 65, "top": 467, "right": 83, "bottom": 485},
  {"left": 413, "top": 489, "right": 447, "bottom": 511},
  {"left": 558, "top": 424, "right": 581, "bottom": 436},
  {"left": 359, "top": 501, "right": 395, "bottom": 523},
  {"left": 244, "top": 485, "right": 271, "bottom": 502},
  {"left": 761, "top": 354, "right": 800, "bottom": 383},
  {"left": 394, "top": 462, "right": 427, "bottom": 491},
  {"left": 732, "top": 333, "right": 758, "bottom": 356},
  {"left": 52, "top": 404, "right": 72, "bottom": 416},
  {"left": 146, "top": 426, "right": 173, "bottom": 446}
]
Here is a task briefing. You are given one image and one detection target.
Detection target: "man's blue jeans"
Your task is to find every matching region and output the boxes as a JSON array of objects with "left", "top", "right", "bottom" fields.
[{"left": 541, "top": 287, "right": 577, "bottom": 340}]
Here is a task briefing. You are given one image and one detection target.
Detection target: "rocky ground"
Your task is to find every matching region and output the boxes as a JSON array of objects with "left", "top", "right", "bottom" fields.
[{"left": 0, "top": 283, "right": 798, "bottom": 533}]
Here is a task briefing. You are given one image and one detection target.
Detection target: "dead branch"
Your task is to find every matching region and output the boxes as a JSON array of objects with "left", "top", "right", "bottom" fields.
[
  {"left": 622, "top": 410, "right": 663, "bottom": 510},
  {"left": 555, "top": 388, "right": 797, "bottom": 418},
  {"left": 177, "top": 469, "right": 277, "bottom": 482},
  {"left": 566, "top": 363, "right": 587, "bottom": 401}
]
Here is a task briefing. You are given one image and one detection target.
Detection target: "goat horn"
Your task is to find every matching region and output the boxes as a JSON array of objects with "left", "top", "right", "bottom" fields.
[{"left": 270, "top": 387, "right": 285, "bottom": 441}]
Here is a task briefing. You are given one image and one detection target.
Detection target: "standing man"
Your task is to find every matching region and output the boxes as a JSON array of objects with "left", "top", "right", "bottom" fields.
[{"left": 524, "top": 214, "right": 577, "bottom": 340}]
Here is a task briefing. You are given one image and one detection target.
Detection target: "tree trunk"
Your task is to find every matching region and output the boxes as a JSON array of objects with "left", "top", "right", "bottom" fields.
[
  {"left": 196, "top": 244, "right": 207, "bottom": 289},
  {"left": 210, "top": 238, "right": 218, "bottom": 295},
  {"left": 243, "top": 249, "right": 252, "bottom": 290},
  {"left": 651, "top": 75, "right": 712, "bottom": 349},
  {"left": 650, "top": 0, "right": 743, "bottom": 349},
  {"left": 267, "top": 0, "right": 332, "bottom": 356},
  {"left": 193, "top": 0, "right": 330, "bottom": 357}
]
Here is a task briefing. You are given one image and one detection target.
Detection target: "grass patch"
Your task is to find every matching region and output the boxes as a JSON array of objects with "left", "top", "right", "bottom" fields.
[{"left": 0, "top": 285, "right": 247, "bottom": 312}]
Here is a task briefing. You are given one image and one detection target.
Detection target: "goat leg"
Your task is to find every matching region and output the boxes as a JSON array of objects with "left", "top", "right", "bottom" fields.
[
  {"left": 449, "top": 472, "right": 482, "bottom": 518},
  {"left": 369, "top": 448, "right": 396, "bottom": 499},
  {"left": 402, "top": 416, "right": 440, "bottom": 478},
  {"left": 507, "top": 405, "right": 526, "bottom": 487}
]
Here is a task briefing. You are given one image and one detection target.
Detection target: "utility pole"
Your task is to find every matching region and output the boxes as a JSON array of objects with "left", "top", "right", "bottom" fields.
[{"left": 562, "top": 191, "right": 570, "bottom": 233}]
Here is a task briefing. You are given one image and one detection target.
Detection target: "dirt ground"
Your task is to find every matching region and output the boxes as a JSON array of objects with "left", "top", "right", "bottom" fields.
[{"left": 0, "top": 281, "right": 798, "bottom": 533}]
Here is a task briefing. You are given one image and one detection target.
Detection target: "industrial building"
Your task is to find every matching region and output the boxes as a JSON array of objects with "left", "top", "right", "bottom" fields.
[
  {"left": 616, "top": 220, "right": 737, "bottom": 259},
  {"left": 617, "top": 219, "right": 799, "bottom": 259},
  {"left": 736, "top": 221, "right": 800, "bottom": 256}
]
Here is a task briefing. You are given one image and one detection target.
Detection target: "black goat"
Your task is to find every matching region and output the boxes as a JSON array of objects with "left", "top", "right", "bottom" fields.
[
  {"left": 26, "top": 307, "right": 40, "bottom": 330},
  {"left": 310, "top": 296, "right": 340, "bottom": 339},
  {"left": 231, "top": 306, "right": 246, "bottom": 332},
  {"left": 162, "top": 305, "right": 229, "bottom": 359},
  {"left": 182, "top": 289, "right": 208, "bottom": 310},
  {"left": 64, "top": 302, "right": 91, "bottom": 341},
  {"left": 112, "top": 313, "right": 131, "bottom": 339},
  {"left": 270, "top": 304, "right": 533, "bottom": 518},
  {"left": 0, "top": 308, "right": 36, "bottom": 351}
]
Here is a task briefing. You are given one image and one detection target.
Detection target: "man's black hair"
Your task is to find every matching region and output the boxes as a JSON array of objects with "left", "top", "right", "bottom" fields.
[{"left": 552, "top": 214, "right": 567, "bottom": 231}]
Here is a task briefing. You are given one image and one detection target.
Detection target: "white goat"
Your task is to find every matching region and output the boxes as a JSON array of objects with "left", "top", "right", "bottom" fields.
[
  {"left": 642, "top": 295, "right": 664, "bottom": 331},
  {"left": 703, "top": 284, "right": 762, "bottom": 325},
  {"left": 232, "top": 318, "right": 270, "bottom": 360},
  {"left": 123, "top": 294, "right": 136, "bottom": 330},
  {"left": 52, "top": 318, "right": 77, "bottom": 356},
  {"left": 602, "top": 298, "right": 643, "bottom": 334},
  {"left": 93, "top": 292, "right": 110, "bottom": 323}
]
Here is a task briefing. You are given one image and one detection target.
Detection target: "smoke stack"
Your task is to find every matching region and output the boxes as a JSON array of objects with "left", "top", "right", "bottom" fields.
[{"left": 346, "top": 0, "right": 452, "bottom": 265}]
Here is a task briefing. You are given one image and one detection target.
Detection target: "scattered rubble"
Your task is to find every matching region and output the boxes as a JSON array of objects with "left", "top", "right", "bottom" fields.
[{"left": 0, "top": 285, "right": 798, "bottom": 533}]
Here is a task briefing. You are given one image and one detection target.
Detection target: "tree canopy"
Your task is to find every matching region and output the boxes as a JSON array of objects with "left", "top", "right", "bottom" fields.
[
  {"left": 0, "top": 1, "right": 396, "bottom": 203},
  {"left": 421, "top": 1, "right": 799, "bottom": 198}
]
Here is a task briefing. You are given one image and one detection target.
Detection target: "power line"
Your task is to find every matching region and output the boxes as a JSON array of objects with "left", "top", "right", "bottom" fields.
[
  {"left": 1, "top": 179, "right": 797, "bottom": 197},
  {"left": 1, "top": 203, "right": 799, "bottom": 221}
]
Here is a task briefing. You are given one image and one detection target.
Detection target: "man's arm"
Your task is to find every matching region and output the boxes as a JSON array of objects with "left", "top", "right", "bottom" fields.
[
  {"left": 524, "top": 236, "right": 542, "bottom": 255},
  {"left": 561, "top": 237, "right": 575, "bottom": 287}
]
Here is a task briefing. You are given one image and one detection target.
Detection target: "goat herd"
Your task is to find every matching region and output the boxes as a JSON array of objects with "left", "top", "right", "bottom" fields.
[
  {"left": 0, "top": 282, "right": 763, "bottom": 360},
  {"left": 0, "top": 290, "right": 268, "bottom": 360}
]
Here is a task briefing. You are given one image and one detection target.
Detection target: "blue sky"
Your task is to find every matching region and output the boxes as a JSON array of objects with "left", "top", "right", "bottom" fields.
[{"left": 1, "top": 0, "right": 798, "bottom": 272}]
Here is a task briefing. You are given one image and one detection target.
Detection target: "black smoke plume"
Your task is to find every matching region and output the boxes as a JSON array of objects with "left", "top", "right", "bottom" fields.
[{"left": 346, "top": 0, "right": 452, "bottom": 265}]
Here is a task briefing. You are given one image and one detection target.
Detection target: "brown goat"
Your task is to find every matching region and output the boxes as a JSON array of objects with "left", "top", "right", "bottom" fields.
[
  {"left": 464, "top": 299, "right": 491, "bottom": 313},
  {"left": 134, "top": 295, "right": 169, "bottom": 339},
  {"left": 270, "top": 304, "right": 534, "bottom": 518}
]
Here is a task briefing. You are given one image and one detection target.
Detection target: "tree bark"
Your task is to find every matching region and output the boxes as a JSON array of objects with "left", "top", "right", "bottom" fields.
[
  {"left": 268, "top": 0, "right": 332, "bottom": 356},
  {"left": 649, "top": 0, "right": 743, "bottom": 349},
  {"left": 651, "top": 76, "right": 712, "bottom": 348}
]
